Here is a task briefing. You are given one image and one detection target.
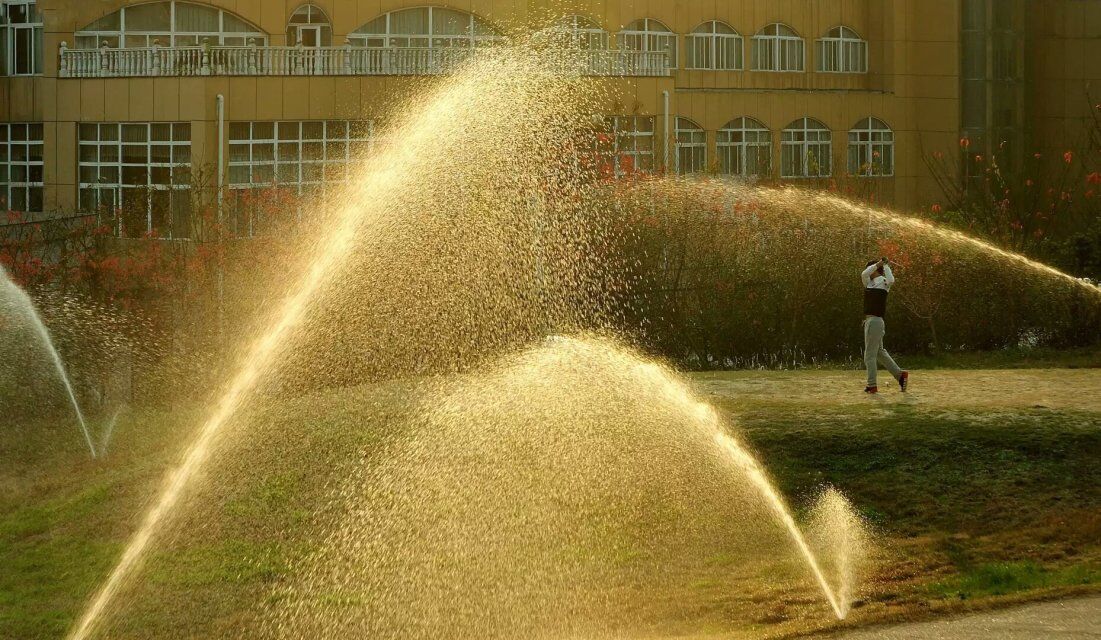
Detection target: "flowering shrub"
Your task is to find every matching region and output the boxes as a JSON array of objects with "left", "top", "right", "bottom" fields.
[
  {"left": 924, "top": 96, "right": 1101, "bottom": 278},
  {"left": 603, "top": 178, "right": 1100, "bottom": 366}
]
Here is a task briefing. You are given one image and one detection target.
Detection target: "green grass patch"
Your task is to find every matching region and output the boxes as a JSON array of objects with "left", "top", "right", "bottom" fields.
[
  {"left": 2, "top": 371, "right": 1100, "bottom": 638},
  {"left": 929, "top": 561, "right": 1101, "bottom": 600}
]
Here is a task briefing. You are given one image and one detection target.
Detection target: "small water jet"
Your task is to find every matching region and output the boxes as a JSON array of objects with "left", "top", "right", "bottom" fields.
[
  {"left": 808, "top": 486, "right": 872, "bottom": 615},
  {"left": 97, "top": 406, "right": 125, "bottom": 457},
  {"left": 0, "top": 266, "right": 95, "bottom": 457}
]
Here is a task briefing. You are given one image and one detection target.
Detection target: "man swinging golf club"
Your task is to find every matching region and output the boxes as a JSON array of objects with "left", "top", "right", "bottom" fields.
[{"left": 862, "top": 257, "right": 909, "bottom": 394}]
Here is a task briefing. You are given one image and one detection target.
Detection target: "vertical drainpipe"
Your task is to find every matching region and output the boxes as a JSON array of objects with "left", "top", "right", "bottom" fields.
[
  {"left": 662, "top": 90, "right": 670, "bottom": 173},
  {"left": 216, "top": 94, "right": 226, "bottom": 340}
]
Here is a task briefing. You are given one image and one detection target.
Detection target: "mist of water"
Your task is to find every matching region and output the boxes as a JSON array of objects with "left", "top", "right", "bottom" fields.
[
  {"left": 268, "top": 336, "right": 855, "bottom": 639},
  {"left": 97, "top": 406, "right": 125, "bottom": 457},
  {"left": 616, "top": 178, "right": 1101, "bottom": 301},
  {"left": 1, "top": 266, "right": 95, "bottom": 457},
  {"left": 68, "top": 44, "right": 1101, "bottom": 639},
  {"left": 67, "top": 48, "right": 617, "bottom": 640}
]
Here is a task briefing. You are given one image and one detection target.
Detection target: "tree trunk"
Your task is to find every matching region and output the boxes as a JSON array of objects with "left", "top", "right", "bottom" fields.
[{"left": 928, "top": 315, "right": 940, "bottom": 354}]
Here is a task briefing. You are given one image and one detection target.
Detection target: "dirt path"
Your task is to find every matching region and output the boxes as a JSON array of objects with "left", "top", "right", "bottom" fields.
[
  {"left": 823, "top": 595, "right": 1101, "bottom": 639},
  {"left": 693, "top": 369, "right": 1101, "bottom": 413}
]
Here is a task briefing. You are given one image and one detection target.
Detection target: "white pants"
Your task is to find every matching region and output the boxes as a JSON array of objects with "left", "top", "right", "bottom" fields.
[{"left": 863, "top": 316, "right": 902, "bottom": 387}]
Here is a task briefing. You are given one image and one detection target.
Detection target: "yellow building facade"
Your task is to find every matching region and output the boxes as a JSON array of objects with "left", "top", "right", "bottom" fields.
[{"left": 0, "top": 0, "right": 1097, "bottom": 238}]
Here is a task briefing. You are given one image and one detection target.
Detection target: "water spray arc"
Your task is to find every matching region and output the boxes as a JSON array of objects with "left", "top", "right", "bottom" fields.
[
  {"left": 67, "top": 50, "right": 585, "bottom": 640},
  {"left": 270, "top": 336, "right": 857, "bottom": 638},
  {"left": 822, "top": 192, "right": 1101, "bottom": 299},
  {"left": 1, "top": 267, "right": 96, "bottom": 458},
  {"left": 635, "top": 357, "right": 847, "bottom": 619},
  {"left": 65, "top": 185, "right": 372, "bottom": 640}
]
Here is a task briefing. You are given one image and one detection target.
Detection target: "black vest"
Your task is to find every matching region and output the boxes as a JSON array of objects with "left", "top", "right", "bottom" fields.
[{"left": 864, "top": 288, "right": 888, "bottom": 318}]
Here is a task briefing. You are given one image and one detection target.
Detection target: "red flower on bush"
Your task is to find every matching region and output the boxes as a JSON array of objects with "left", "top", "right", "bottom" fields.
[
  {"left": 931, "top": 204, "right": 942, "bottom": 214},
  {"left": 1087, "top": 171, "right": 1101, "bottom": 185},
  {"left": 960, "top": 137, "right": 971, "bottom": 149},
  {"left": 1064, "top": 151, "right": 1074, "bottom": 164},
  {"left": 974, "top": 154, "right": 983, "bottom": 163}
]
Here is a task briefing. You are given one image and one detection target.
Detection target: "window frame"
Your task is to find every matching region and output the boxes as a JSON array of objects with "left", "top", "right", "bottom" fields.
[
  {"left": 0, "top": 122, "right": 44, "bottom": 213},
  {"left": 536, "top": 14, "right": 608, "bottom": 50},
  {"left": 685, "top": 20, "right": 743, "bottom": 71},
  {"left": 815, "top": 25, "right": 868, "bottom": 74},
  {"left": 617, "top": 18, "right": 677, "bottom": 69},
  {"left": 1, "top": 0, "right": 43, "bottom": 75},
  {"left": 78, "top": 122, "right": 193, "bottom": 239},
  {"left": 74, "top": 1, "right": 267, "bottom": 49},
  {"left": 751, "top": 22, "right": 804, "bottom": 72},
  {"left": 599, "top": 115, "right": 654, "bottom": 177},
  {"left": 286, "top": 4, "right": 331, "bottom": 47},
  {"left": 717, "top": 117, "right": 771, "bottom": 178},
  {"left": 227, "top": 120, "right": 374, "bottom": 235},
  {"left": 780, "top": 117, "right": 832, "bottom": 178},
  {"left": 674, "top": 117, "right": 707, "bottom": 175},
  {"left": 847, "top": 117, "right": 894, "bottom": 177},
  {"left": 349, "top": 7, "right": 505, "bottom": 49}
]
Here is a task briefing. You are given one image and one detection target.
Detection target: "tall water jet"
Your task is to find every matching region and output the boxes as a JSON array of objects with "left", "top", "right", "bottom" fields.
[
  {"left": 70, "top": 50, "right": 896, "bottom": 639},
  {"left": 0, "top": 266, "right": 95, "bottom": 457},
  {"left": 68, "top": 48, "right": 617, "bottom": 640}
]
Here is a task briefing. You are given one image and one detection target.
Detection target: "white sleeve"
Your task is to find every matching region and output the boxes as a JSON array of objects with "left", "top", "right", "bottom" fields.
[
  {"left": 861, "top": 263, "right": 878, "bottom": 287},
  {"left": 882, "top": 264, "right": 895, "bottom": 287}
]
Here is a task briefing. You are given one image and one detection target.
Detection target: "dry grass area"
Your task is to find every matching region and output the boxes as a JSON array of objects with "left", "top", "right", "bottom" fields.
[
  {"left": 2, "top": 368, "right": 1099, "bottom": 639},
  {"left": 698, "top": 368, "right": 1101, "bottom": 637}
]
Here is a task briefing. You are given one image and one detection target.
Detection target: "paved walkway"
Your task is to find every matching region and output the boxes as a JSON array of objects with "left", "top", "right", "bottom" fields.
[{"left": 829, "top": 596, "right": 1101, "bottom": 639}]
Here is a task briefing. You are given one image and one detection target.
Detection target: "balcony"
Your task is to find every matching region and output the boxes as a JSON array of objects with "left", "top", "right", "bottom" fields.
[{"left": 58, "top": 42, "right": 670, "bottom": 79}]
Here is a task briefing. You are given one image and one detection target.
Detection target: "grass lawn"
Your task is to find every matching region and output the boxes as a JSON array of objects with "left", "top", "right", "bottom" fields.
[{"left": 2, "top": 365, "right": 1100, "bottom": 639}]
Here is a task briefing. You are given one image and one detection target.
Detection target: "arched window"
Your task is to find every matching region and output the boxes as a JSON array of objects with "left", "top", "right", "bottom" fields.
[
  {"left": 717, "top": 117, "right": 771, "bottom": 177},
  {"left": 350, "top": 7, "right": 504, "bottom": 49},
  {"left": 536, "top": 15, "right": 608, "bottom": 50},
  {"left": 686, "top": 21, "right": 742, "bottom": 70},
  {"left": 847, "top": 117, "right": 893, "bottom": 176},
  {"left": 751, "top": 23, "right": 804, "bottom": 72},
  {"left": 287, "top": 4, "right": 331, "bottom": 47},
  {"left": 75, "top": 1, "right": 266, "bottom": 48},
  {"left": 617, "top": 18, "right": 676, "bottom": 68},
  {"left": 674, "top": 117, "right": 706, "bottom": 175},
  {"left": 816, "top": 26, "right": 867, "bottom": 73},
  {"left": 781, "top": 118, "right": 831, "bottom": 178}
]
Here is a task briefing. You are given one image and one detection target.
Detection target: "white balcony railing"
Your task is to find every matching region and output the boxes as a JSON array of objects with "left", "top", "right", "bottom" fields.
[{"left": 58, "top": 42, "right": 670, "bottom": 79}]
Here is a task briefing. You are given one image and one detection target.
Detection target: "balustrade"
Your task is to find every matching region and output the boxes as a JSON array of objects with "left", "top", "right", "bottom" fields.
[{"left": 58, "top": 41, "right": 670, "bottom": 78}]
